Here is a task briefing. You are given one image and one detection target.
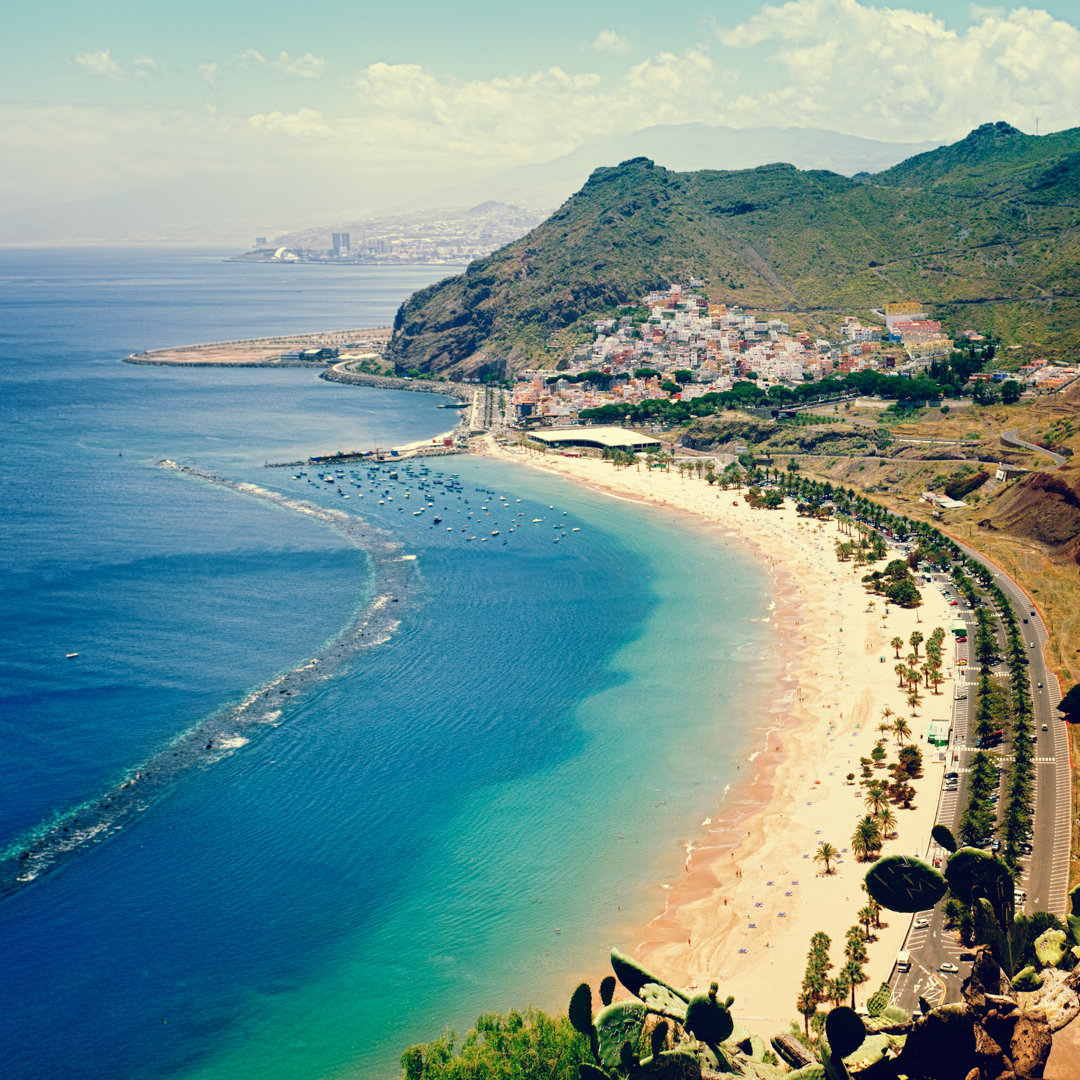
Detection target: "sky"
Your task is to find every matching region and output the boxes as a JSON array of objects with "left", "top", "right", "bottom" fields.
[{"left": 4, "top": 0, "right": 1080, "bottom": 238}]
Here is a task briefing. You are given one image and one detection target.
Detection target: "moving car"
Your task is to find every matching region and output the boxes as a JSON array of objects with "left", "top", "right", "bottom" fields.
[{"left": 939, "top": 962, "right": 959, "bottom": 974}]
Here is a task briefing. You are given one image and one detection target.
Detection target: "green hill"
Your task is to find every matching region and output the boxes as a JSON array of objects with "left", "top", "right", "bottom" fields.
[{"left": 387, "top": 123, "right": 1080, "bottom": 377}]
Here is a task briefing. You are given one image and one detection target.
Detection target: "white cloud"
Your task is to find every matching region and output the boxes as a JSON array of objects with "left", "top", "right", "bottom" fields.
[
  {"left": 588, "top": 29, "right": 630, "bottom": 55},
  {"left": 133, "top": 55, "right": 157, "bottom": 77},
  {"left": 274, "top": 51, "right": 328, "bottom": 78},
  {"left": 248, "top": 107, "right": 333, "bottom": 137},
  {"left": 349, "top": 50, "right": 729, "bottom": 167},
  {"left": 73, "top": 48, "right": 124, "bottom": 80},
  {"left": 199, "top": 62, "right": 221, "bottom": 88},
  {"left": 714, "top": 0, "right": 1080, "bottom": 140},
  {"left": 234, "top": 49, "right": 328, "bottom": 78}
]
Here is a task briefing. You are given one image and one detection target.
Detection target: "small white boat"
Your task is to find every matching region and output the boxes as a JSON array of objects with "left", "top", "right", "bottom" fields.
[{"left": 65, "top": 652, "right": 79, "bottom": 659}]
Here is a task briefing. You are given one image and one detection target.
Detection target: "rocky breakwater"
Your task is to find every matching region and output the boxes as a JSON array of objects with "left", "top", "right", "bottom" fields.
[{"left": 0, "top": 461, "right": 417, "bottom": 899}]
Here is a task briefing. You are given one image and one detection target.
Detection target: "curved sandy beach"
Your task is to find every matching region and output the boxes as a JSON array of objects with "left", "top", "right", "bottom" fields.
[{"left": 486, "top": 438, "right": 957, "bottom": 1037}]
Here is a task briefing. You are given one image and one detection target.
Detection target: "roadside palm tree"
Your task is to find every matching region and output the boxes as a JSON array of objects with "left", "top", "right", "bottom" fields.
[{"left": 813, "top": 841, "right": 839, "bottom": 875}]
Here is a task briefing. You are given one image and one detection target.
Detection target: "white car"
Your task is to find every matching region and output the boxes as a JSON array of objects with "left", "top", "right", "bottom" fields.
[
  {"left": 939, "top": 962, "right": 959, "bottom": 974},
  {"left": 913, "top": 918, "right": 930, "bottom": 929}
]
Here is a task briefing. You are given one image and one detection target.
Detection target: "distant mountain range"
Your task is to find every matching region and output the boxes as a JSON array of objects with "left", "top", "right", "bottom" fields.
[
  {"left": 410, "top": 123, "right": 943, "bottom": 216},
  {"left": 386, "top": 122, "right": 1080, "bottom": 378},
  {"left": 0, "top": 123, "right": 937, "bottom": 245}
]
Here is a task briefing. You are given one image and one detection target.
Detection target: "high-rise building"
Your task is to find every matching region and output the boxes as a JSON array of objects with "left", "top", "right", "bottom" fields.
[{"left": 332, "top": 232, "right": 351, "bottom": 255}]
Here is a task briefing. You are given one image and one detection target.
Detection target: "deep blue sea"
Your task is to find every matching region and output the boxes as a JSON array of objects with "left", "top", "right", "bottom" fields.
[{"left": 0, "top": 247, "right": 777, "bottom": 1080}]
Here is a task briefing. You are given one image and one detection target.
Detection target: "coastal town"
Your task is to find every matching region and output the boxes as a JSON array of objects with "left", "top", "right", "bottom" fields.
[{"left": 505, "top": 285, "right": 1077, "bottom": 427}]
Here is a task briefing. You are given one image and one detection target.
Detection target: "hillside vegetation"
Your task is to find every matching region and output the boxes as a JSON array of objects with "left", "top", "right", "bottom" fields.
[{"left": 387, "top": 122, "right": 1080, "bottom": 377}]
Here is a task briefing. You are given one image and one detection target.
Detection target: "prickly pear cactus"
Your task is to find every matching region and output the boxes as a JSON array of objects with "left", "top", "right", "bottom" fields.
[
  {"left": 599, "top": 975, "right": 616, "bottom": 1007},
  {"left": 864, "top": 854, "right": 947, "bottom": 912},
  {"left": 684, "top": 982, "right": 734, "bottom": 1047},
  {"left": 635, "top": 1049, "right": 704, "bottom": 1080},
  {"left": 639, "top": 982, "right": 689, "bottom": 1021},
  {"left": 1012, "top": 966, "right": 1044, "bottom": 991},
  {"left": 611, "top": 949, "right": 688, "bottom": 1004},
  {"left": 783, "top": 1067, "right": 827, "bottom": 1080},
  {"left": 1035, "top": 928, "right": 1067, "bottom": 968},
  {"left": 570, "top": 982, "right": 594, "bottom": 1036},
  {"left": 932, "top": 824, "right": 958, "bottom": 853},
  {"left": 944, "top": 847, "right": 1009, "bottom": 907},
  {"left": 825, "top": 1007, "right": 866, "bottom": 1058},
  {"left": 866, "top": 982, "right": 891, "bottom": 1017},
  {"left": 881, "top": 1005, "right": 912, "bottom": 1025},
  {"left": 595, "top": 1000, "right": 647, "bottom": 1069}
]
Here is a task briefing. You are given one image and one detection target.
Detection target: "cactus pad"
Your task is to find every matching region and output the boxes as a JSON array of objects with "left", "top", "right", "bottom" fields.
[
  {"left": 610, "top": 949, "right": 687, "bottom": 1002},
  {"left": 599, "top": 975, "right": 616, "bottom": 1007},
  {"left": 595, "top": 1001, "right": 647, "bottom": 1068},
  {"left": 684, "top": 983, "right": 734, "bottom": 1046},
  {"left": 825, "top": 1007, "right": 866, "bottom": 1058},
  {"left": 931, "top": 824, "right": 958, "bottom": 853},
  {"left": 569, "top": 982, "right": 594, "bottom": 1036},
  {"left": 866, "top": 982, "right": 892, "bottom": 1017},
  {"left": 943, "top": 847, "right": 1009, "bottom": 906},
  {"left": 865, "top": 854, "right": 947, "bottom": 912},
  {"left": 1034, "top": 928, "right": 1067, "bottom": 968},
  {"left": 579, "top": 1064, "right": 609, "bottom": 1080},
  {"left": 639, "top": 982, "right": 688, "bottom": 1021},
  {"left": 1011, "top": 966, "right": 1044, "bottom": 992}
]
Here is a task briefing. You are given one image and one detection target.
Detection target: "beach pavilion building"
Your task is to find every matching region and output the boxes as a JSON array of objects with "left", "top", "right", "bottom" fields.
[{"left": 527, "top": 427, "right": 663, "bottom": 454}]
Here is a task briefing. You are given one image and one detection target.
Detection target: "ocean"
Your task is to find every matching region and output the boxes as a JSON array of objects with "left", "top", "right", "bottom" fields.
[{"left": 0, "top": 247, "right": 778, "bottom": 1080}]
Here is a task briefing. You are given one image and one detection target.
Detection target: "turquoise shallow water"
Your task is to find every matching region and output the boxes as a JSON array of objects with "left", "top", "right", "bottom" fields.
[{"left": 0, "top": 248, "right": 778, "bottom": 1080}]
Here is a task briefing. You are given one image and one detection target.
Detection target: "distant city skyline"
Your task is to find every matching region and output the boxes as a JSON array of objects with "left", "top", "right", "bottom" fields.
[{"left": 5, "top": 0, "right": 1080, "bottom": 240}]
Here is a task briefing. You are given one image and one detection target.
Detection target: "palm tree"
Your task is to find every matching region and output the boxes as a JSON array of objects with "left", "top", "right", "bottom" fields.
[
  {"left": 907, "top": 689, "right": 921, "bottom": 715},
  {"left": 796, "top": 990, "right": 817, "bottom": 1036},
  {"left": 893, "top": 718, "right": 912, "bottom": 745},
  {"left": 864, "top": 788, "right": 889, "bottom": 817},
  {"left": 895, "top": 663, "right": 908, "bottom": 689},
  {"left": 877, "top": 806, "right": 898, "bottom": 839},
  {"left": 813, "top": 841, "right": 839, "bottom": 875},
  {"left": 844, "top": 959, "right": 868, "bottom": 1009},
  {"left": 858, "top": 905, "right": 877, "bottom": 939},
  {"left": 851, "top": 816, "right": 882, "bottom": 861},
  {"left": 881, "top": 705, "right": 895, "bottom": 725},
  {"left": 909, "top": 630, "right": 924, "bottom": 657}
]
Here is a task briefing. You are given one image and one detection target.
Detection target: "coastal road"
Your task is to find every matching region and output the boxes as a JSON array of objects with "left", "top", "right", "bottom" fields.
[
  {"left": 948, "top": 537, "right": 1071, "bottom": 918},
  {"left": 888, "top": 555, "right": 1070, "bottom": 1012}
]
